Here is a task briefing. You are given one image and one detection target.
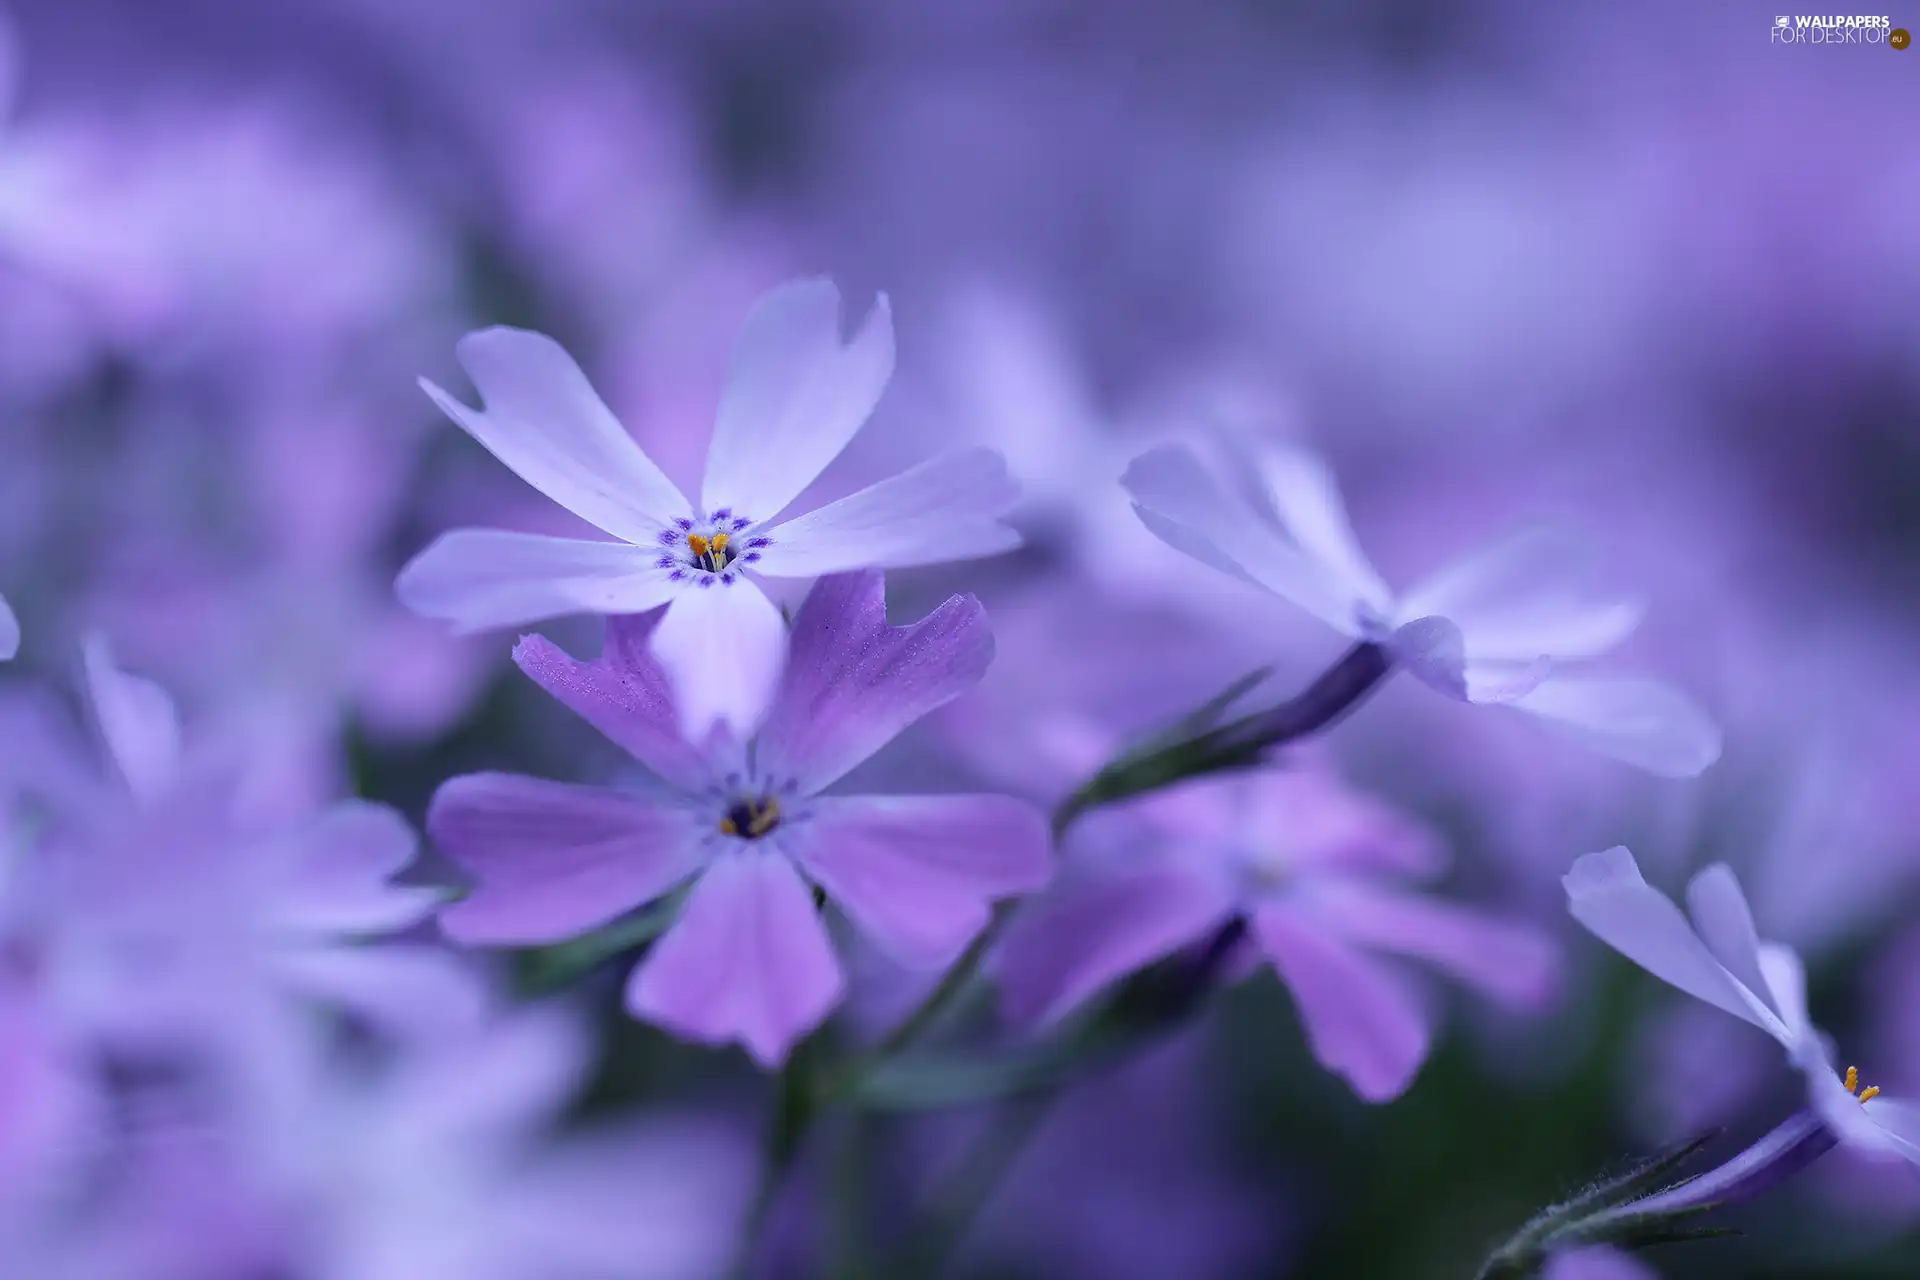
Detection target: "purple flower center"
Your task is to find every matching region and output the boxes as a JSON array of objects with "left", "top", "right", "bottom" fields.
[
  {"left": 719, "top": 795, "right": 781, "bottom": 840},
  {"left": 656, "top": 510, "right": 769, "bottom": 586}
]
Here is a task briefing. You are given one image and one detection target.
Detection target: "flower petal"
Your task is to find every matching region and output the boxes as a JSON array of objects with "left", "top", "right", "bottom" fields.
[
  {"left": 1122, "top": 445, "right": 1359, "bottom": 634},
  {"left": 1509, "top": 675, "right": 1723, "bottom": 777},
  {"left": 0, "top": 592, "right": 16, "bottom": 660},
  {"left": 1252, "top": 900, "right": 1430, "bottom": 1102},
  {"left": 1563, "top": 847, "right": 1788, "bottom": 1043},
  {"left": 994, "top": 860, "right": 1233, "bottom": 1027},
  {"left": 1757, "top": 942, "right": 1812, "bottom": 1042},
  {"left": 750, "top": 448, "right": 1021, "bottom": 578},
  {"left": 426, "top": 327, "right": 690, "bottom": 542},
  {"left": 431, "top": 773, "right": 705, "bottom": 945},
  {"left": 1397, "top": 528, "right": 1645, "bottom": 662},
  {"left": 1860, "top": 1096, "right": 1920, "bottom": 1166},
  {"left": 1799, "top": 1036, "right": 1900, "bottom": 1158},
  {"left": 512, "top": 615, "right": 707, "bottom": 790},
  {"left": 396, "top": 529, "right": 677, "bottom": 633},
  {"left": 755, "top": 571, "right": 991, "bottom": 792},
  {"left": 1255, "top": 444, "right": 1392, "bottom": 616},
  {"left": 1684, "top": 863, "right": 1780, "bottom": 1026},
  {"left": 1310, "top": 883, "right": 1557, "bottom": 1010},
  {"left": 274, "top": 944, "right": 490, "bottom": 1038},
  {"left": 82, "top": 633, "right": 181, "bottom": 802},
  {"left": 785, "top": 794, "right": 1051, "bottom": 969},
  {"left": 701, "top": 279, "right": 895, "bottom": 523},
  {"left": 627, "top": 849, "right": 844, "bottom": 1068},
  {"left": 270, "top": 799, "right": 439, "bottom": 936},
  {"left": 648, "top": 576, "right": 787, "bottom": 741}
]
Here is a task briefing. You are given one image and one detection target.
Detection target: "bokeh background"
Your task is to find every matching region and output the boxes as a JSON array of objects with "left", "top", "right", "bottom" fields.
[{"left": 1, "top": 0, "right": 1918, "bottom": 1276}]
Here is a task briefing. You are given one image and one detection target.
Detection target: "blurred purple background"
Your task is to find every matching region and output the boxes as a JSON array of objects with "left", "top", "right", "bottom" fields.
[{"left": 1, "top": 0, "right": 1917, "bottom": 1276}]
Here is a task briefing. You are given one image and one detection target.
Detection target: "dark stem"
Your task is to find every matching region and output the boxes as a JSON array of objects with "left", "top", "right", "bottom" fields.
[
  {"left": 729, "top": 1042, "right": 820, "bottom": 1280},
  {"left": 1051, "top": 641, "right": 1393, "bottom": 831}
]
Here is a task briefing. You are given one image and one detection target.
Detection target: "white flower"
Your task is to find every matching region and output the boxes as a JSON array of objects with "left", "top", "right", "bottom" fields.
[
  {"left": 397, "top": 278, "right": 1022, "bottom": 737},
  {"left": 1565, "top": 846, "right": 1920, "bottom": 1165},
  {"left": 1121, "top": 439, "right": 1720, "bottom": 776}
]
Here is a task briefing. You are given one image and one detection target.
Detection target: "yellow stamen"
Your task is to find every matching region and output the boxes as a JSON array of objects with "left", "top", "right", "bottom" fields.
[
  {"left": 709, "top": 532, "right": 730, "bottom": 552},
  {"left": 1860, "top": 1086, "right": 1883, "bottom": 1103},
  {"left": 1847, "top": 1065, "right": 1860, "bottom": 1095},
  {"left": 686, "top": 533, "right": 711, "bottom": 556},
  {"left": 719, "top": 816, "right": 738, "bottom": 835},
  {"left": 747, "top": 796, "right": 780, "bottom": 837}
]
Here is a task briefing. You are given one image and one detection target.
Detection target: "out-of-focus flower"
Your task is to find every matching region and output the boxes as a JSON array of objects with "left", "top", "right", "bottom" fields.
[
  {"left": 0, "top": 594, "right": 15, "bottom": 660},
  {"left": 4, "top": 637, "right": 472, "bottom": 1050},
  {"left": 95, "top": 396, "right": 490, "bottom": 815},
  {"left": 1121, "top": 439, "right": 1721, "bottom": 776},
  {"left": 430, "top": 570, "right": 1050, "bottom": 1066},
  {"left": 47, "top": 1004, "right": 747, "bottom": 1280},
  {"left": 398, "top": 277, "right": 1022, "bottom": 736},
  {"left": 1566, "top": 848, "right": 1920, "bottom": 1166},
  {"left": 998, "top": 761, "right": 1555, "bottom": 1101},
  {"left": 0, "top": 91, "right": 455, "bottom": 379}
]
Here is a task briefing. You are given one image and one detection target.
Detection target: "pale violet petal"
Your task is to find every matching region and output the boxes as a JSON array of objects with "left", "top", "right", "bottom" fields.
[
  {"left": 786, "top": 794, "right": 1051, "bottom": 969},
  {"left": 0, "top": 592, "right": 16, "bottom": 660},
  {"left": 1255, "top": 443, "right": 1393, "bottom": 617},
  {"left": 994, "top": 860, "right": 1233, "bottom": 1028},
  {"left": 432, "top": 773, "right": 706, "bottom": 945},
  {"left": 1563, "top": 847, "right": 1789, "bottom": 1043},
  {"left": 82, "top": 633, "right": 181, "bottom": 801},
  {"left": 626, "top": 848, "right": 844, "bottom": 1068},
  {"left": 1509, "top": 675, "right": 1723, "bottom": 777},
  {"left": 1757, "top": 942, "right": 1813, "bottom": 1043},
  {"left": 426, "top": 327, "right": 690, "bottom": 542},
  {"left": 649, "top": 576, "right": 787, "bottom": 741},
  {"left": 1397, "top": 528, "right": 1645, "bottom": 662},
  {"left": 750, "top": 449, "right": 1021, "bottom": 578},
  {"left": 754, "top": 572, "right": 991, "bottom": 793},
  {"left": 1122, "top": 445, "right": 1361, "bottom": 634},
  {"left": 1861, "top": 1096, "right": 1920, "bottom": 1166},
  {"left": 1684, "top": 864, "right": 1780, "bottom": 1026},
  {"left": 1800, "top": 1038, "right": 1901, "bottom": 1158},
  {"left": 1253, "top": 900, "right": 1431, "bottom": 1103},
  {"left": 395, "top": 529, "right": 678, "bottom": 633},
  {"left": 700, "top": 279, "right": 895, "bottom": 523}
]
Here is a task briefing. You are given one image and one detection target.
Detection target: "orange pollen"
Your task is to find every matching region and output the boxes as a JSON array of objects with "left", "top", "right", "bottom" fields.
[
  {"left": 1860, "top": 1086, "right": 1883, "bottom": 1103},
  {"left": 686, "top": 534, "right": 711, "bottom": 556},
  {"left": 709, "top": 532, "right": 730, "bottom": 552},
  {"left": 1845, "top": 1065, "right": 1882, "bottom": 1105}
]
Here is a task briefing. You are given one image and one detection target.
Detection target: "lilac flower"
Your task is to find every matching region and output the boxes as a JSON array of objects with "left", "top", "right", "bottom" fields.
[
  {"left": 996, "top": 762, "right": 1556, "bottom": 1101},
  {"left": 1121, "top": 439, "right": 1721, "bottom": 776},
  {"left": 44, "top": 1004, "right": 748, "bottom": 1280},
  {"left": 6, "top": 637, "right": 470, "bottom": 1047},
  {"left": 397, "top": 278, "right": 1023, "bottom": 736},
  {"left": 1566, "top": 847, "right": 1920, "bottom": 1165},
  {"left": 429, "top": 570, "right": 1051, "bottom": 1067},
  {"left": 0, "top": 593, "right": 14, "bottom": 660}
]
